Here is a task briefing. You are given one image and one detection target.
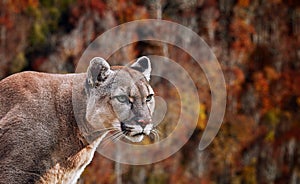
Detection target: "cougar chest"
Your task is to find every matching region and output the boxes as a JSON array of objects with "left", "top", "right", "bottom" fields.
[{"left": 40, "top": 133, "right": 107, "bottom": 184}]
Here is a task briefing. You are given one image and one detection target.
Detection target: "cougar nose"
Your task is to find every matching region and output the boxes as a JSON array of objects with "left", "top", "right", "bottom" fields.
[{"left": 137, "top": 118, "right": 151, "bottom": 128}]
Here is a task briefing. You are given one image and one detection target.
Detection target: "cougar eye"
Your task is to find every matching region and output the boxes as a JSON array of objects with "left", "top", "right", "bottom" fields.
[
  {"left": 146, "top": 94, "right": 153, "bottom": 102},
  {"left": 115, "top": 95, "right": 129, "bottom": 103}
]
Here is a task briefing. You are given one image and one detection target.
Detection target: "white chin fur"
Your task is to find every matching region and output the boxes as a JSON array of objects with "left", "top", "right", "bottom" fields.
[{"left": 125, "top": 135, "right": 144, "bottom": 142}]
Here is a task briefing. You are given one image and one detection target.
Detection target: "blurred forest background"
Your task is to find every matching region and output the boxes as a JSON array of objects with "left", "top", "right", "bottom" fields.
[{"left": 1, "top": 0, "right": 300, "bottom": 183}]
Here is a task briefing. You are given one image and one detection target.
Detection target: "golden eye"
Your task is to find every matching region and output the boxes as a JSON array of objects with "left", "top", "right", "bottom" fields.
[
  {"left": 146, "top": 94, "right": 153, "bottom": 102},
  {"left": 115, "top": 95, "right": 129, "bottom": 103}
]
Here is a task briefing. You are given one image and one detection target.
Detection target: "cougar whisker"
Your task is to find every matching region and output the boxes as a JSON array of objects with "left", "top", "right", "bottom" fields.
[
  {"left": 89, "top": 127, "right": 119, "bottom": 135},
  {"left": 99, "top": 131, "right": 123, "bottom": 148},
  {"left": 111, "top": 132, "right": 125, "bottom": 143},
  {"left": 150, "top": 129, "right": 160, "bottom": 142},
  {"left": 86, "top": 127, "right": 119, "bottom": 141}
]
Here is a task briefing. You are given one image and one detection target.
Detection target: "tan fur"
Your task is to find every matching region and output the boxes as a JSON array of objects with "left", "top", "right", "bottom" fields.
[
  {"left": 0, "top": 72, "right": 90, "bottom": 183},
  {"left": 0, "top": 57, "right": 154, "bottom": 184}
]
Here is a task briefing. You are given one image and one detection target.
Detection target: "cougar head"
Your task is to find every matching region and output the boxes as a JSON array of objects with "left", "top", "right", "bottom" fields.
[{"left": 85, "top": 56, "right": 155, "bottom": 142}]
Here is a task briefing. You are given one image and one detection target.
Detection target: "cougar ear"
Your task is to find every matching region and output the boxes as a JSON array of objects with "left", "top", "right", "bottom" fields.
[
  {"left": 130, "top": 56, "right": 151, "bottom": 81},
  {"left": 87, "top": 57, "right": 112, "bottom": 87}
]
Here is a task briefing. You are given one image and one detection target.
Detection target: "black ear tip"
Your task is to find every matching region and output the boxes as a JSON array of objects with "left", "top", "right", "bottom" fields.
[
  {"left": 130, "top": 56, "right": 151, "bottom": 81},
  {"left": 137, "top": 56, "right": 150, "bottom": 68},
  {"left": 87, "top": 57, "right": 111, "bottom": 87},
  {"left": 90, "top": 57, "right": 108, "bottom": 66}
]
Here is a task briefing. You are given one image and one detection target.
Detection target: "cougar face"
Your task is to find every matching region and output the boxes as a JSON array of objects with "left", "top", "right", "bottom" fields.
[{"left": 85, "top": 56, "right": 155, "bottom": 142}]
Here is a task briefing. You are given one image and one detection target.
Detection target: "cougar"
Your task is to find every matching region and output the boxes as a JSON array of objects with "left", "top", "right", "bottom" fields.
[{"left": 0, "top": 56, "right": 156, "bottom": 183}]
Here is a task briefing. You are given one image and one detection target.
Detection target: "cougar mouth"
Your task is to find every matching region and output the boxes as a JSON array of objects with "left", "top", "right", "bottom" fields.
[
  {"left": 132, "top": 132, "right": 144, "bottom": 137},
  {"left": 120, "top": 122, "right": 153, "bottom": 142}
]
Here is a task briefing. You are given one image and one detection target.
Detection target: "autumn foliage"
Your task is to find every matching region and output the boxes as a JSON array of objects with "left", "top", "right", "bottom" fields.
[{"left": 0, "top": 0, "right": 300, "bottom": 183}]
